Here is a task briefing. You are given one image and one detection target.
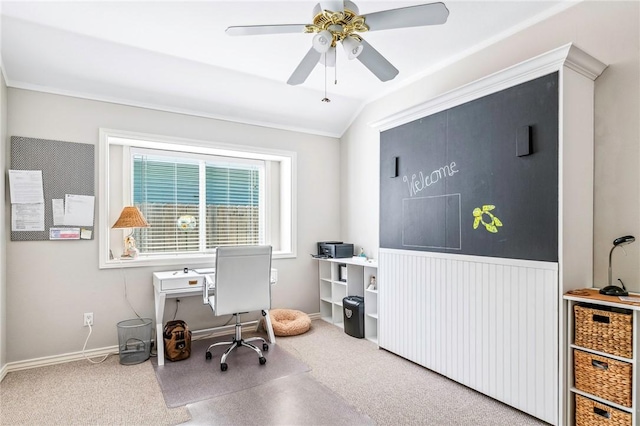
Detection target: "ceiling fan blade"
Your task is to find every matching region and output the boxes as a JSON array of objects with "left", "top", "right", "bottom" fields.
[
  {"left": 287, "top": 47, "right": 322, "bottom": 85},
  {"left": 362, "top": 2, "right": 449, "bottom": 31},
  {"left": 356, "top": 39, "right": 399, "bottom": 82},
  {"left": 226, "top": 24, "right": 308, "bottom": 36}
]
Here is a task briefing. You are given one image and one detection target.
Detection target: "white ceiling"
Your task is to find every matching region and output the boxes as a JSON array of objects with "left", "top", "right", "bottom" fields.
[{"left": 0, "top": 1, "right": 576, "bottom": 137}]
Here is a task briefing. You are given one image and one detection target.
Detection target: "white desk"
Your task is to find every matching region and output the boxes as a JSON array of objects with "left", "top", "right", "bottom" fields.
[{"left": 153, "top": 269, "right": 277, "bottom": 366}]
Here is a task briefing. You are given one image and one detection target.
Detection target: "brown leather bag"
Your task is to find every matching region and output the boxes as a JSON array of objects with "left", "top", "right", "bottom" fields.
[{"left": 163, "top": 320, "right": 192, "bottom": 361}]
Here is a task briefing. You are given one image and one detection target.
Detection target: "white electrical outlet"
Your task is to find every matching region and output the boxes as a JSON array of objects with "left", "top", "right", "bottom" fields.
[{"left": 83, "top": 312, "right": 94, "bottom": 327}]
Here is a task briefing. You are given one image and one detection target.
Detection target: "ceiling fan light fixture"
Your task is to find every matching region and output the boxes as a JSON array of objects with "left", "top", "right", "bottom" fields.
[
  {"left": 342, "top": 35, "right": 363, "bottom": 59},
  {"left": 319, "top": 46, "right": 337, "bottom": 67},
  {"left": 312, "top": 30, "right": 333, "bottom": 53}
]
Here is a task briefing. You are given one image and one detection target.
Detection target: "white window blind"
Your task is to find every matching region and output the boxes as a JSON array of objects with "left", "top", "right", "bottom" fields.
[
  {"left": 205, "top": 166, "right": 261, "bottom": 248},
  {"left": 132, "top": 151, "right": 264, "bottom": 255}
]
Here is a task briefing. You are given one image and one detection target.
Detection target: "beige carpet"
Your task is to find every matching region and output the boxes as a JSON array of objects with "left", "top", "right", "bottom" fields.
[
  {"left": 184, "top": 372, "right": 374, "bottom": 425},
  {"left": 276, "top": 320, "right": 547, "bottom": 425},
  {"left": 0, "top": 355, "right": 190, "bottom": 425},
  {"left": 0, "top": 320, "right": 548, "bottom": 425}
]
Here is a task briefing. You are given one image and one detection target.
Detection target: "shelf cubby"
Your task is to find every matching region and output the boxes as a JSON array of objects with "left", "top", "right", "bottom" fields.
[{"left": 316, "top": 257, "right": 378, "bottom": 343}]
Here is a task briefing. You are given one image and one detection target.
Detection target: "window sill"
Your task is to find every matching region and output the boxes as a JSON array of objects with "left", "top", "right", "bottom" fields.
[{"left": 99, "top": 250, "right": 295, "bottom": 269}]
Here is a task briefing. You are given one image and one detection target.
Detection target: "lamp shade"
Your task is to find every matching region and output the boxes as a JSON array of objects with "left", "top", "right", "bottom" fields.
[
  {"left": 319, "top": 46, "right": 336, "bottom": 67},
  {"left": 112, "top": 206, "right": 150, "bottom": 229},
  {"left": 342, "top": 35, "right": 363, "bottom": 60},
  {"left": 312, "top": 30, "right": 333, "bottom": 53}
]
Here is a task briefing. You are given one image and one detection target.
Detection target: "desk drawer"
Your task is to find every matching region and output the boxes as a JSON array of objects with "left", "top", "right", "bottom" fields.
[{"left": 160, "top": 276, "right": 204, "bottom": 291}]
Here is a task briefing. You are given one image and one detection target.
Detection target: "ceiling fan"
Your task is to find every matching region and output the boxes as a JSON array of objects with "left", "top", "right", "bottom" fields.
[{"left": 226, "top": 1, "right": 449, "bottom": 86}]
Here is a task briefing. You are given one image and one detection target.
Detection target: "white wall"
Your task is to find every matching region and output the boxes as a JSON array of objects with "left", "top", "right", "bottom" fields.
[
  {"left": 341, "top": 1, "right": 640, "bottom": 291},
  {"left": 5, "top": 89, "right": 340, "bottom": 362},
  {"left": 4, "top": 0, "right": 638, "bottom": 366},
  {"left": 0, "top": 0, "right": 6, "bottom": 375},
  {"left": 1, "top": 64, "right": 7, "bottom": 374},
  {"left": 0, "top": 0, "right": 6, "bottom": 372}
]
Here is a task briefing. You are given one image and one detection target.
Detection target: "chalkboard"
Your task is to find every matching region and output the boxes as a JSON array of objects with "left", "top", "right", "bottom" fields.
[{"left": 380, "top": 72, "right": 559, "bottom": 262}]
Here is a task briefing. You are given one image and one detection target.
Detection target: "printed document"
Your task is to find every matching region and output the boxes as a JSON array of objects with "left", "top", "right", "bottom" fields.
[
  {"left": 64, "top": 194, "right": 95, "bottom": 226},
  {"left": 11, "top": 203, "right": 45, "bottom": 231},
  {"left": 52, "top": 199, "right": 65, "bottom": 225},
  {"left": 8, "top": 170, "right": 44, "bottom": 204}
]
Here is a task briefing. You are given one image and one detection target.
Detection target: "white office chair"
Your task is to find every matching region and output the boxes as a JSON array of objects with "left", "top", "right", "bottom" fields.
[{"left": 202, "top": 245, "right": 272, "bottom": 371}]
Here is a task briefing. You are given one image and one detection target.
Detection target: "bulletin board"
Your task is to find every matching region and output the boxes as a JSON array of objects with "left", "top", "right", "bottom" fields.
[{"left": 10, "top": 136, "right": 95, "bottom": 241}]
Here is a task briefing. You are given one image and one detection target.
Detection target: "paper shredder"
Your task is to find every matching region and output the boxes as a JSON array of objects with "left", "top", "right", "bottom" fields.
[{"left": 343, "top": 296, "right": 364, "bottom": 338}]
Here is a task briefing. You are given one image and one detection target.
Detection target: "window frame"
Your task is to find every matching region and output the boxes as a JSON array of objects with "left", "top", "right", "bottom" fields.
[{"left": 98, "top": 128, "right": 297, "bottom": 269}]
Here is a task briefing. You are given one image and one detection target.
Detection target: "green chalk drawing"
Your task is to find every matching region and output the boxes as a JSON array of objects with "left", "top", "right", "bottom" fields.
[{"left": 473, "top": 205, "right": 503, "bottom": 233}]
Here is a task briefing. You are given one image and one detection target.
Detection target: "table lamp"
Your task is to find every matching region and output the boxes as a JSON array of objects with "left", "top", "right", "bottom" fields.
[
  {"left": 112, "top": 206, "right": 150, "bottom": 259},
  {"left": 599, "top": 235, "right": 635, "bottom": 296}
]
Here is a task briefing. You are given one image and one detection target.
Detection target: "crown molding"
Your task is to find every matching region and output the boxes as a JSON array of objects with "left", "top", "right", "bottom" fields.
[
  {"left": 7, "top": 81, "right": 342, "bottom": 139},
  {"left": 370, "top": 43, "right": 607, "bottom": 132}
]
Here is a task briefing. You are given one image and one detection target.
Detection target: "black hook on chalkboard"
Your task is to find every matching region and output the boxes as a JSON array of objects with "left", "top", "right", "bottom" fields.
[
  {"left": 516, "top": 126, "right": 532, "bottom": 157},
  {"left": 389, "top": 157, "right": 399, "bottom": 178}
]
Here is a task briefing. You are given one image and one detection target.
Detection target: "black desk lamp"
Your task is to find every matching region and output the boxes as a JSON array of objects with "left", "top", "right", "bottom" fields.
[{"left": 599, "top": 235, "right": 636, "bottom": 296}]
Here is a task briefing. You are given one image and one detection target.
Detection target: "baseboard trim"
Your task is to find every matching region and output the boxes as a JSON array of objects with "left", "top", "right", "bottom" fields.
[
  {"left": 1, "top": 313, "right": 322, "bottom": 378},
  {"left": 5, "top": 345, "right": 120, "bottom": 374},
  {"left": 3, "top": 327, "right": 241, "bottom": 375},
  {"left": 0, "top": 363, "right": 8, "bottom": 382}
]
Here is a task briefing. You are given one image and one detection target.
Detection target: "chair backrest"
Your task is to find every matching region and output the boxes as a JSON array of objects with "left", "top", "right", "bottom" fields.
[{"left": 213, "top": 245, "right": 272, "bottom": 316}]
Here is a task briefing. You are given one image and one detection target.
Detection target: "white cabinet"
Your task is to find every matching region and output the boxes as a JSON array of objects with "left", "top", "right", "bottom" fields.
[
  {"left": 317, "top": 257, "right": 378, "bottom": 343},
  {"left": 564, "top": 290, "right": 639, "bottom": 426}
]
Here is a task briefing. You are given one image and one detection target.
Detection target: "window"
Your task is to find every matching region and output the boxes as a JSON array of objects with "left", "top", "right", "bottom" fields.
[
  {"left": 99, "top": 129, "right": 296, "bottom": 268},
  {"left": 131, "top": 149, "right": 265, "bottom": 254}
]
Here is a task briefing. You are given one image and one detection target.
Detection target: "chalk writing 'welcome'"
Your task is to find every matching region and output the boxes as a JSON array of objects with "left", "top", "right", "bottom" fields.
[{"left": 403, "top": 161, "right": 459, "bottom": 197}]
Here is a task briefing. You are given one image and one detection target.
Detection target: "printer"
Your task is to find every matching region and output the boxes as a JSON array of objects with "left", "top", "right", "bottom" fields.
[{"left": 317, "top": 241, "right": 354, "bottom": 259}]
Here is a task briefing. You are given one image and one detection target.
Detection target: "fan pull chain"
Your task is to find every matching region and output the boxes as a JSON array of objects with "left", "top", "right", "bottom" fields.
[{"left": 322, "top": 54, "right": 330, "bottom": 103}]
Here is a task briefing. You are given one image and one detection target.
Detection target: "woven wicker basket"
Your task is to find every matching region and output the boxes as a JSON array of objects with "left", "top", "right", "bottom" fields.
[
  {"left": 574, "top": 305, "right": 633, "bottom": 358},
  {"left": 575, "top": 394, "right": 631, "bottom": 426},
  {"left": 574, "top": 349, "right": 632, "bottom": 407}
]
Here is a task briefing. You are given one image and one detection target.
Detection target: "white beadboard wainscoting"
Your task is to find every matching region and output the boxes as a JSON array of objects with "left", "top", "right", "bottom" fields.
[{"left": 379, "top": 248, "right": 559, "bottom": 424}]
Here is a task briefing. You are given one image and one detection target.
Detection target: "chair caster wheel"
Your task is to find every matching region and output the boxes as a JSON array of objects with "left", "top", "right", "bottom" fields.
[
  {"left": 221, "top": 363, "right": 228, "bottom": 371},
  {"left": 263, "top": 343, "right": 269, "bottom": 351},
  {"left": 259, "top": 357, "right": 267, "bottom": 365},
  {"left": 205, "top": 351, "right": 212, "bottom": 360}
]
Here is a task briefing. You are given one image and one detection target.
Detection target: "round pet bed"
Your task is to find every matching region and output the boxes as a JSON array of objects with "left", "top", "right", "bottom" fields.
[{"left": 269, "top": 309, "right": 311, "bottom": 337}]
